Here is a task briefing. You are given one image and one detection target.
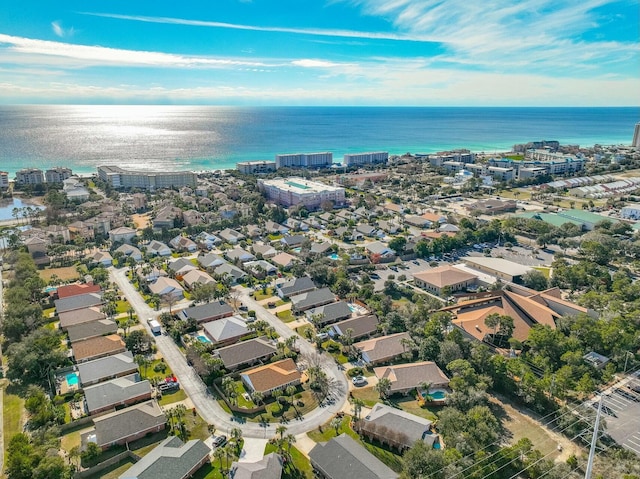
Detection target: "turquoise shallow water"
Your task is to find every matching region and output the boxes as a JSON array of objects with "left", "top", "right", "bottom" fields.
[{"left": 0, "top": 105, "right": 637, "bottom": 176}]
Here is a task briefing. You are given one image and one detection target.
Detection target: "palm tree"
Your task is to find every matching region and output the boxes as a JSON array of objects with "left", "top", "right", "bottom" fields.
[
  {"left": 374, "top": 377, "right": 392, "bottom": 399},
  {"left": 330, "top": 416, "right": 342, "bottom": 436},
  {"left": 252, "top": 390, "right": 264, "bottom": 406},
  {"left": 352, "top": 398, "right": 364, "bottom": 421},
  {"left": 134, "top": 354, "right": 151, "bottom": 379},
  {"left": 286, "top": 385, "right": 297, "bottom": 406},
  {"left": 284, "top": 433, "right": 296, "bottom": 456},
  {"left": 213, "top": 447, "right": 225, "bottom": 472},
  {"left": 272, "top": 388, "right": 284, "bottom": 411},
  {"left": 276, "top": 425, "right": 288, "bottom": 440},
  {"left": 230, "top": 427, "right": 243, "bottom": 454}
]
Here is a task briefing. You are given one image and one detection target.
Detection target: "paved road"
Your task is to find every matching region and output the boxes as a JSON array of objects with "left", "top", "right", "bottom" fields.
[{"left": 109, "top": 267, "right": 348, "bottom": 438}]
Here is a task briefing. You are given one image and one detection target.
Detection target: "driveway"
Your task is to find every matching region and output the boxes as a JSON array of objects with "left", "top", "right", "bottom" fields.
[
  {"left": 238, "top": 438, "right": 269, "bottom": 463},
  {"left": 109, "top": 267, "right": 348, "bottom": 438}
]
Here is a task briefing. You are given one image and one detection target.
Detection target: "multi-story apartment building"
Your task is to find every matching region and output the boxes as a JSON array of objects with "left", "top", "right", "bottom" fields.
[
  {"left": 275, "top": 152, "right": 333, "bottom": 169},
  {"left": 342, "top": 151, "right": 388, "bottom": 167},
  {"left": 258, "top": 177, "right": 345, "bottom": 210},
  {"left": 15, "top": 168, "right": 44, "bottom": 185},
  {"left": 45, "top": 167, "right": 73, "bottom": 183},
  {"left": 236, "top": 161, "right": 277, "bottom": 174},
  {"left": 0, "top": 171, "right": 9, "bottom": 189},
  {"left": 427, "top": 149, "right": 475, "bottom": 167},
  {"left": 97, "top": 166, "right": 197, "bottom": 190}
]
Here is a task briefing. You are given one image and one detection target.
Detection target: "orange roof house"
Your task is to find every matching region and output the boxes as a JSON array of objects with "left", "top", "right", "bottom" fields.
[{"left": 240, "top": 358, "right": 302, "bottom": 396}]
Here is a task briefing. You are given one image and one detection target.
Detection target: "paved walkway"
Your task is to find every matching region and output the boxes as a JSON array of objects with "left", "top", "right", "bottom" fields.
[{"left": 109, "top": 267, "right": 349, "bottom": 439}]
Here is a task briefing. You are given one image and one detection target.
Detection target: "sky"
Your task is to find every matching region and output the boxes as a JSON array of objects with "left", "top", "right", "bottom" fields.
[{"left": 0, "top": 0, "right": 638, "bottom": 106}]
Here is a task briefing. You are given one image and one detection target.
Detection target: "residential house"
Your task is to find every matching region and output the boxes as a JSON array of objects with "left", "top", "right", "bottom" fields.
[
  {"left": 56, "top": 282, "right": 101, "bottom": 299},
  {"left": 306, "top": 301, "right": 352, "bottom": 326},
  {"left": 58, "top": 306, "right": 107, "bottom": 330},
  {"left": 148, "top": 277, "right": 184, "bottom": 300},
  {"left": 145, "top": 240, "right": 172, "bottom": 257},
  {"left": 264, "top": 220, "right": 289, "bottom": 235},
  {"left": 310, "top": 242, "right": 333, "bottom": 255},
  {"left": 118, "top": 436, "right": 211, "bottom": 479},
  {"left": 404, "top": 215, "right": 432, "bottom": 228},
  {"left": 218, "top": 228, "right": 245, "bottom": 244},
  {"left": 331, "top": 315, "right": 378, "bottom": 340},
  {"left": 413, "top": 265, "right": 477, "bottom": 296},
  {"left": 169, "top": 235, "right": 198, "bottom": 253},
  {"left": 439, "top": 223, "right": 460, "bottom": 233},
  {"left": 252, "top": 243, "right": 278, "bottom": 259},
  {"left": 153, "top": 205, "right": 182, "bottom": 229},
  {"left": 213, "top": 263, "right": 246, "bottom": 284},
  {"left": 229, "top": 453, "right": 283, "bottom": 479},
  {"left": 421, "top": 212, "right": 448, "bottom": 224},
  {"left": 135, "top": 265, "right": 167, "bottom": 283},
  {"left": 309, "top": 434, "right": 398, "bottom": 479},
  {"left": 177, "top": 301, "right": 234, "bottom": 325},
  {"left": 168, "top": 258, "right": 198, "bottom": 276},
  {"left": 373, "top": 361, "right": 449, "bottom": 395},
  {"left": 182, "top": 209, "right": 204, "bottom": 227},
  {"left": 214, "top": 338, "right": 278, "bottom": 371},
  {"left": 109, "top": 226, "right": 137, "bottom": 244},
  {"left": 245, "top": 224, "right": 262, "bottom": 238},
  {"left": 198, "top": 252, "right": 226, "bottom": 269},
  {"left": 202, "top": 316, "right": 248, "bottom": 346},
  {"left": 66, "top": 319, "right": 118, "bottom": 343},
  {"left": 285, "top": 218, "right": 308, "bottom": 231},
  {"left": 91, "top": 250, "right": 113, "bottom": 267},
  {"left": 55, "top": 293, "right": 104, "bottom": 314},
  {"left": 354, "top": 332, "right": 412, "bottom": 365},
  {"left": 45, "top": 224, "right": 71, "bottom": 243},
  {"left": 116, "top": 244, "right": 143, "bottom": 262},
  {"left": 82, "top": 400, "right": 166, "bottom": 450},
  {"left": 244, "top": 260, "right": 278, "bottom": 278},
  {"left": 194, "top": 232, "right": 221, "bottom": 250},
  {"left": 276, "top": 276, "right": 316, "bottom": 299},
  {"left": 377, "top": 220, "right": 400, "bottom": 235},
  {"left": 356, "top": 223, "right": 377, "bottom": 237},
  {"left": 69, "top": 220, "right": 95, "bottom": 240},
  {"left": 77, "top": 352, "right": 139, "bottom": 387},
  {"left": 270, "top": 252, "right": 297, "bottom": 269},
  {"left": 356, "top": 403, "right": 436, "bottom": 450},
  {"left": 240, "top": 358, "right": 302, "bottom": 396},
  {"left": 226, "top": 247, "right": 256, "bottom": 264},
  {"left": 365, "top": 242, "right": 395, "bottom": 258},
  {"left": 84, "top": 374, "right": 152, "bottom": 416},
  {"left": 182, "top": 269, "right": 216, "bottom": 290},
  {"left": 290, "top": 288, "right": 336, "bottom": 313},
  {"left": 72, "top": 334, "right": 127, "bottom": 363},
  {"left": 280, "top": 235, "right": 305, "bottom": 248}
]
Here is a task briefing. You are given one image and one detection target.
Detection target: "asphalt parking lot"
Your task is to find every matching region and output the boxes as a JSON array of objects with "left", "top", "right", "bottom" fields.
[
  {"left": 593, "top": 374, "right": 640, "bottom": 456},
  {"left": 369, "top": 258, "right": 436, "bottom": 292}
]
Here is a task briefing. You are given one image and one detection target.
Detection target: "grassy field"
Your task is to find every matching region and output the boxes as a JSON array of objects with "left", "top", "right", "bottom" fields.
[
  {"left": 39, "top": 266, "right": 79, "bottom": 282},
  {"left": 533, "top": 266, "right": 551, "bottom": 278},
  {"left": 276, "top": 310, "right": 295, "bottom": 322},
  {"left": 84, "top": 457, "right": 137, "bottom": 479},
  {"left": 142, "top": 358, "right": 173, "bottom": 382},
  {"left": 351, "top": 387, "right": 438, "bottom": 421},
  {"left": 158, "top": 388, "right": 188, "bottom": 406},
  {"left": 3, "top": 384, "right": 25, "bottom": 461},
  {"left": 254, "top": 288, "right": 275, "bottom": 300}
]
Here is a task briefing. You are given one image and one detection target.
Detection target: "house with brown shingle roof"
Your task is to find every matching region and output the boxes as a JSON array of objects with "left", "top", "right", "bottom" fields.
[
  {"left": 56, "top": 282, "right": 101, "bottom": 299},
  {"left": 354, "top": 332, "right": 412, "bottom": 365},
  {"left": 59, "top": 306, "right": 107, "bottom": 330},
  {"left": 72, "top": 334, "right": 126, "bottom": 363},
  {"left": 240, "top": 358, "right": 302, "bottom": 396},
  {"left": 374, "top": 361, "right": 449, "bottom": 395},
  {"left": 412, "top": 265, "right": 477, "bottom": 296}
]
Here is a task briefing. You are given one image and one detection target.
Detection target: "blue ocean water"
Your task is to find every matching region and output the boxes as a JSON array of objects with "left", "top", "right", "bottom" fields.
[{"left": 0, "top": 105, "right": 638, "bottom": 176}]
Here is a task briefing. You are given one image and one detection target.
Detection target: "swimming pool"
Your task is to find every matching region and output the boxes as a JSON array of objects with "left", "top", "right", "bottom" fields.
[
  {"left": 328, "top": 253, "right": 340, "bottom": 260},
  {"left": 423, "top": 390, "right": 447, "bottom": 400},
  {"left": 66, "top": 373, "right": 79, "bottom": 387},
  {"left": 197, "top": 335, "right": 212, "bottom": 344}
]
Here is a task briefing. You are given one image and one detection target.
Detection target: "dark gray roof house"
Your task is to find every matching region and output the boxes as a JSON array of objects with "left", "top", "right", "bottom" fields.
[
  {"left": 306, "top": 301, "right": 352, "bottom": 326},
  {"left": 119, "top": 436, "right": 210, "bottom": 479},
  {"left": 177, "top": 301, "right": 234, "bottom": 324},
  {"left": 230, "top": 452, "right": 283, "bottom": 479},
  {"left": 84, "top": 374, "right": 152, "bottom": 415},
  {"left": 55, "top": 292, "right": 103, "bottom": 314},
  {"left": 280, "top": 235, "right": 305, "bottom": 247},
  {"left": 331, "top": 315, "right": 378, "bottom": 340},
  {"left": 213, "top": 263, "right": 246, "bottom": 283},
  {"left": 290, "top": 287, "right": 336, "bottom": 313},
  {"left": 59, "top": 306, "right": 107, "bottom": 330},
  {"left": 77, "top": 351, "right": 138, "bottom": 387},
  {"left": 214, "top": 338, "right": 277, "bottom": 370},
  {"left": 198, "top": 252, "right": 226, "bottom": 269},
  {"left": 310, "top": 242, "right": 333, "bottom": 255},
  {"left": 202, "top": 316, "right": 249, "bottom": 345},
  {"left": 83, "top": 400, "right": 166, "bottom": 449},
  {"left": 276, "top": 276, "right": 316, "bottom": 299},
  {"left": 168, "top": 257, "right": 197, "bottom": 274},
  {"left": 66, "top": 318, "right": 118, "bottom": 342},
  {"left": 358, "top": 403, "right": 435, "bottom": 450},
  {"left": 309, "top": 434, "right": 398, "bottom": 479}
]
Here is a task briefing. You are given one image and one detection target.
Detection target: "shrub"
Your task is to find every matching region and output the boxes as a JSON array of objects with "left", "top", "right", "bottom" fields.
[
  {"left": 348, "top": 367, "right": 364, "bottom": 378},
  {"left": 154, "top": 362, "right": 167, "bottom": 374}
]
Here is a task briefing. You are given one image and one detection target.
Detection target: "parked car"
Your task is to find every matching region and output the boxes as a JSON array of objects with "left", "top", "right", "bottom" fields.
[
  {"left": 352, "top": 376, "right": 367, "bottom": 386},
  {"left": 212, "top": 435, "right": 227, "bottom": 447},
  {"left": 316, "top": 332, "right": 329, "bottom": 341}
]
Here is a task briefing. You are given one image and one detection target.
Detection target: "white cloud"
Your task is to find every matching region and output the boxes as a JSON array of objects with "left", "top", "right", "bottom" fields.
[
  {"left": 51, "top": 21, "right": 75, "bottom": 38},
  {"left": 292, "top": 59, "right": 344, "bottom": 68}
]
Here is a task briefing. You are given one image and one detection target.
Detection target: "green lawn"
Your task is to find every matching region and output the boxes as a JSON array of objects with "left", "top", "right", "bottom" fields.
[
  {"left": 351, "top": 387, "right": 437, "bottom": 421},
  {"left": 533, "top": 266, "right": 551, "bottom": 278},
  {"left": 3, "top": 385, "right": 25, "bottom": 460},
  {"left": 296, "top": 324, "right": 315, "bottom": 339},
  {"left": 142, "top": 358, "right": 173, "bottom": 382},
  {"left": 84, "top": 457, "right": 137, "bottom": 479},
  {"left": 254, "top": 288, "right": 275, "bottom": 301},
  {"left": 308, "top": 415, "right": 358, "bottom": 443},
  {"left": 276, "top": 310, "right": 295, "bottom": 322},
  {"left": 264, "top": 443, "right": 313, "bottom": 479},
  {"left": 158, "top": 388, "right": 187, "bottom": 406},
  {"left": 116, "top": 299, "right": 132, "bottom": 314},
  {"left": 221, "top": 385, "right": 318, "bottom": 423}
]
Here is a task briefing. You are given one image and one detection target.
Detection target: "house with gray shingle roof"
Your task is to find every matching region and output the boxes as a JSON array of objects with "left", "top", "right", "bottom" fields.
[
  {"left": 198, "top": 252, "right": 226, "bottom": 269},
  {"left": 354, "top": 332, "right": 412, "bottom": 365},
  {"left": 177, "top": 301, "right": 234, "bottom": 325},
  {"left": 119, "top": 436, "right": 211, "bottom": 479},
  {"left": 116, "top": 244, "right": 143, "bottom": 262},
  {"left": 306, "top": 301, "right": 352, "bottom": 326},
  {"left": 146, "top": 240, "right": 172, "bottom": 257},
  {"left": 230, "top": 452, "right": 283, "bottom": 479},
  {"left": 290, "top": 288, "right": 335, "bottom": 313},
  {"left": 309, "top": 434, "right": 398, "bottom": 479},
  {"left": 84, "top": 374, "right": 152, "bottom": 415},
  {"left": 373, "top": 361, "right": 449, "bottom": 395},
  {"left": 213, "top": 263, "right": 246, "bottom": 284},
  {"left": 55, "top": 292, "right": 103, "bottom": 314},
  {"left": 214, "top": 338, "right": 277, "bottom": 371},
  {"left": 202, "top": 316, "right": 248, "bottom": 346},
  {"left": 276, "top": 277, "right": 316, "bottom": 299},
  {"left": 77, "top": 352, "right": 138, "bottom": 387},
  {"left": 66, "top": 318, "right": 118, "bottom": 342},
  {"left": 331, "top": 315, "right": 378, "bottom": 340}
]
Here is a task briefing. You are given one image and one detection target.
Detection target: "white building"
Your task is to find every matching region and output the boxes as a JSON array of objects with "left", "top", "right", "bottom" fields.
[
  {"left": 15, "top": 168, "right": 44, "bottom": 185},
  {"left": 97, "top": 166, "right": 196, "bottom": 190},
  {"left": 236, "top": 161, "right": 276, "bottom": 174},
  {"left": 0, "top": 171, "right": 8, "bottom": 189},
  {"left": 343, "top": 151, "right": 388, "bottom": 167},
  {"left": 275, "top": 152, "right": 333, "bottom": 169},
  {"left": 621, "top": 203, "right": 640, "bottom": 220},
  {"left": 258, "top": 177, "right": 346, "bottom": 210},
  {"left": 633, "top": 122, "right": 640, "bottom": 148},
  {"left": 45, "top": 167, "right": 73, "bottom": 183}
]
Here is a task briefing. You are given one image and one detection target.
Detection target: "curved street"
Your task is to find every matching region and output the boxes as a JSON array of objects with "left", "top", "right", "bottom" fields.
[{"left": 109, "top": 267, "right": 348, "bottom": 438}]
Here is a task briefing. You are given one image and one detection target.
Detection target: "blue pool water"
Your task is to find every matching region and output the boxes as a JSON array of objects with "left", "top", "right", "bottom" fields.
[
  {"left": 423, "top": 390, "right": 447, "bottom": 400},
  {"left": 348, "top": 304, "right": 358, "bottom": 312},
  {"left": 328, "top": 253, "right": 340, "bottom": 260},
  {"left": 66, "top": 373, "right": 79, "bottom": 387},
  {"left": 197, "top": 335, "right": 212, "bottom": 344},
  {"left": 434, "top": 443, "right": 442, "bottom": 450}
]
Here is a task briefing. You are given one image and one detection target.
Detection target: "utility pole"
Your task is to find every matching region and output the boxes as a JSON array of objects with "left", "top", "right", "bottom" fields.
[
  {"left": 585, "top": 396, "right": 603, "bottom": 479},
  {"left": 624, "top": 351, "right": 633, "bottom": 373}
]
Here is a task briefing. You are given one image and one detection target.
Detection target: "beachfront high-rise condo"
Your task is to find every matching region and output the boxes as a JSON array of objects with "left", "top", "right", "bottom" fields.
[
  {"left": 97, "top": 166, "right": 197, "bottom": 190},
  {"left": 343, "top": 151, "right": 389, "bottom": 167},
  {"left": 236, "top": 161, "right": 277, "bottom": 174},
  {"left": 0, "top": 171, "right": 9, "bottom": 189},
  {"left": 45, "top": 167, "right": 73, "bottom": 183},
  {"left": 15, "top": 168, "right": 44, "bottom": 185},
  {"left": 633, "top": 123, "right": 640, "bottom": 148},
  {"left": 275, "top": 152, "right": 333, "bottom": 169}
]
